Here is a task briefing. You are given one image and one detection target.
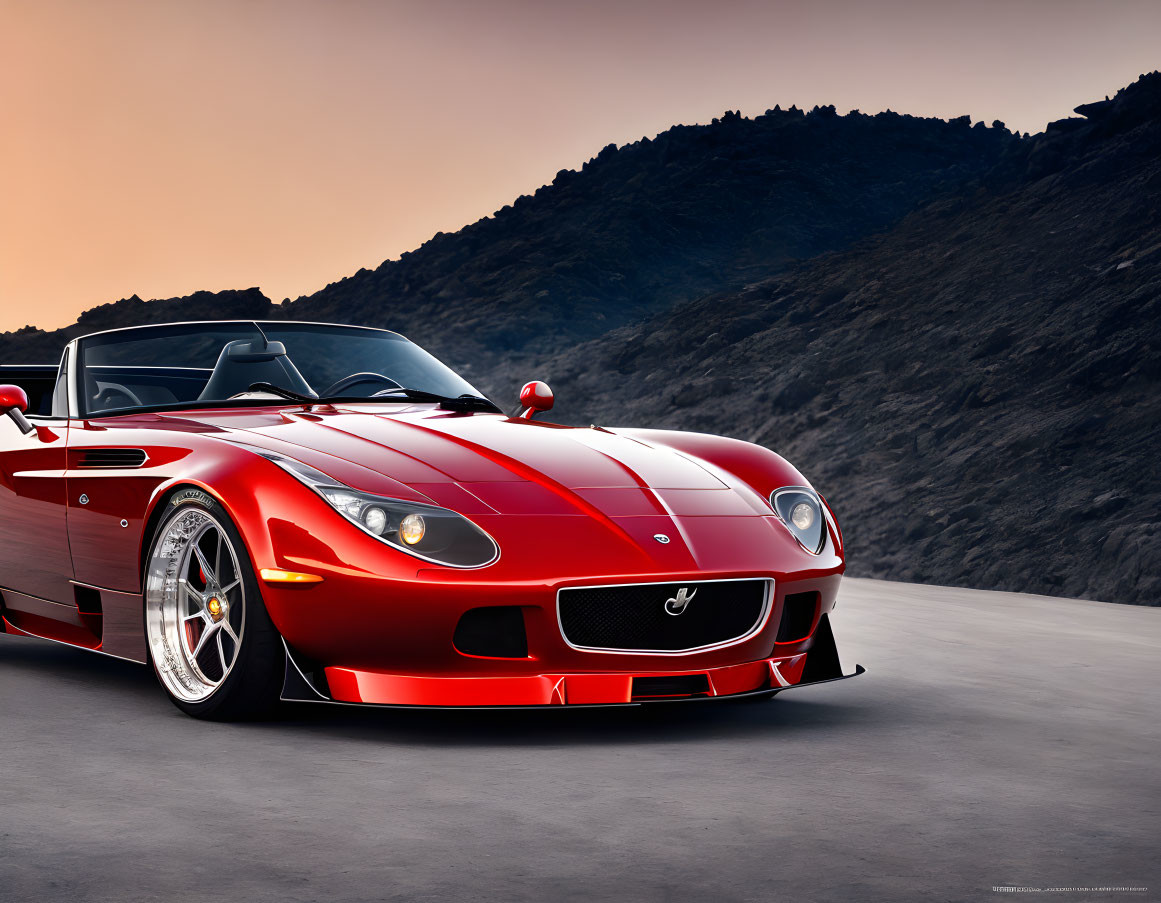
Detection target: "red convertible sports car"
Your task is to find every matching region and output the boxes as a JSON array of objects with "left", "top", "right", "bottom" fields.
[{"left": 0, "top": 320, "right": 861, "bottom": 719}]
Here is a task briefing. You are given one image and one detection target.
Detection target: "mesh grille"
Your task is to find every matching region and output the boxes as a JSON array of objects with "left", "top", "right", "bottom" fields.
[{"left": 558, "top": 579, "right": 768, "bottom": 652}]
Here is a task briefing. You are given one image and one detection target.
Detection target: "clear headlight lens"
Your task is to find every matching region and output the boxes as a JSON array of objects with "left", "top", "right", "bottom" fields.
[
  {"left": 361, "top": 505, "right": 388, "bottom": 536},
  {"left": 771, "top": 487, "right": 826, "bottom": 554},
  {"left": 790, "top": 502, "right": 815, "bottom": 531},
  {"left": 257, "top": 450, "right": 497, "bottom": 567},
  {"left": 399, "top": 513, "right": 425, "bottom": 545}
]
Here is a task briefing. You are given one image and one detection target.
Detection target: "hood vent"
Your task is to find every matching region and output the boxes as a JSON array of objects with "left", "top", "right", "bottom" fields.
[{"left": 76, "top": 448, "right": 148, "bottom": 469}]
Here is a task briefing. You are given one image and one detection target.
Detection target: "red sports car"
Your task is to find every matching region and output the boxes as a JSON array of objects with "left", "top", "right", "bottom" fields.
[{"left": 0, "top": 321, "right": 861, "bottom": 719}]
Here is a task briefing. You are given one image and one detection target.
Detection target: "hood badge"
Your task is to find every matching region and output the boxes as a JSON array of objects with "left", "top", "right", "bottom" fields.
[
  {"left": 653, "top": 533, "right": 670, "bottom": 544},
  {"left": 665, "top": 587, "right": 697, "bottom": 616}
]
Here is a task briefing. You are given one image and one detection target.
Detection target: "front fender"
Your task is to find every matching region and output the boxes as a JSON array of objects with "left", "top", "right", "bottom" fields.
[{"left": 615, "top": 428, "right": 843, "bottom": 558}]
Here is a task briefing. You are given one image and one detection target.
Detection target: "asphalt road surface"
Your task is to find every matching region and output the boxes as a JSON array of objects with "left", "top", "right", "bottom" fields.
[{"left": 1, "top": 578, "right": 1157, "bottom": 903}]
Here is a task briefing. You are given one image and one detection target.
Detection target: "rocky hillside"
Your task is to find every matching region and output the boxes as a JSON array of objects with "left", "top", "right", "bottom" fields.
[
  {"left": 281, "top": 107, "right": 1015, "bottom": 368},
  {"left": 2, "top": 74, "right": 1158, "bottom": 604},
  {"left": 538, "top": 73, "right": 1161, "bottom": 605},
  {"left": 1, "top": 105, "right": 1015, "bottom": 369},
  {"left": 0, "top": 289, "right": 274, "bottom": 363}
]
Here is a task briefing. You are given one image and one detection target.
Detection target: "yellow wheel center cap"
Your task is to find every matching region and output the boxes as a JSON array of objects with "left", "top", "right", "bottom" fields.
[{"left": 207, "top": 597, "right": 224, "bottom": 621}]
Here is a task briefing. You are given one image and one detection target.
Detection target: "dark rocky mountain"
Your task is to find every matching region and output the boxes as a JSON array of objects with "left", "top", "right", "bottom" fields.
[
  {"left": 0, "top": 289, "right": 274, "bottom": 364},
  {"left": 537, "top": 73, "right": 1161, "bottom": 605},
  {"left": 2, "top": 74, "right": 1158, "bottom": 604},
  {"left": 1, "top": 104, "right": 1016, "bottom": 369},
  {"left": 280, "top": 106, "right": 1015, "bottom": 369}
]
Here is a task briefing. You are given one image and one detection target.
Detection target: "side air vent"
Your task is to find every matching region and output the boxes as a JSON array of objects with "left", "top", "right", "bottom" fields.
[
  {"left": 76, "top": 448, "right": 148, "bottom": 469},
  {"left": 73, "top": 585, "right": 103, "bottom": 615}
]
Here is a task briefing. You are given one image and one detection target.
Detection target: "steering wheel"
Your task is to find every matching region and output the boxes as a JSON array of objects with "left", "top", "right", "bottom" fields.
[
  {"left": 320, "top": 372, "right": 402, "bottom": 397},
  {"left": 93, "top": 384, "right": 144, "bottom": 411}
]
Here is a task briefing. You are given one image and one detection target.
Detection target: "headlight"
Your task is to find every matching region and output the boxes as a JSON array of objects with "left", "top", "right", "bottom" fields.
[
  {"left": 257, "top": 450, "right": 498, "bottom": 568},
  {"left": 399, "top": 513, "right": 425, "bottom": 545},
  {"left": 770, "top": 486, "right": 826, "bottom": 554}
]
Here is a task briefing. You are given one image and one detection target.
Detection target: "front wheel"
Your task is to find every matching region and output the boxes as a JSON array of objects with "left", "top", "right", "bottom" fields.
[{"left": 144, "top": 494, "right": 282, "bottom": 720}]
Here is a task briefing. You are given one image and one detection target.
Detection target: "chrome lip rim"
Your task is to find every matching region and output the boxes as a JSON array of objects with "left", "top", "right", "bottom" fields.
[{"left": 145, "top": 509, "right": 245, "bottom": 703}]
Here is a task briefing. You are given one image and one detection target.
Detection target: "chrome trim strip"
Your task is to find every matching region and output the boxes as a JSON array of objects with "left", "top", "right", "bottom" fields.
[
  {"left": 68, "top": 580, "right": 139, "bottom": 596},
  {"left": 71, "top": 319, "right": 407, "bottom": 343},
  {"left": 556, "top": 576, "right": 774, "bottom": 656},
  {"left": 0, "top": 586, "right": 74, "bottom": 608}
]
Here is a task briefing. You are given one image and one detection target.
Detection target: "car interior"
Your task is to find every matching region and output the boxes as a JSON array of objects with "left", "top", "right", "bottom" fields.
[{"left": 2, "top": 323, "right": 485, "bottom": 419}]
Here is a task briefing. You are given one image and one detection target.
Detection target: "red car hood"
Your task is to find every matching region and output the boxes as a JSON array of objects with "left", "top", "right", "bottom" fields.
[
  {"left": 150, "top": 404, "right": 821, "bottom": 577},
  {"left": 180, "top": 406, "right": 773, "bottom": 520}
]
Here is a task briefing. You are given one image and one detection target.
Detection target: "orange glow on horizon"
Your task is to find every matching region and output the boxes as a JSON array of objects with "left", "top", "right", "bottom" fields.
[{"left": 2, "top": 0, "right": 1159, "bottom": 332}]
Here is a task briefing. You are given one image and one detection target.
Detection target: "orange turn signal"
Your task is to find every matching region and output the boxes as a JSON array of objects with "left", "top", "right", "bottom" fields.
[{"left": 259, "top": 568, "right": 324, "bottom": 585}]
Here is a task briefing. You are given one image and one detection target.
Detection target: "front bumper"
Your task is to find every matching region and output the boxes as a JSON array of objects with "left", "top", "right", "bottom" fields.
[{"left": 281, "top": 613, "right": 864, "bottom": 708}]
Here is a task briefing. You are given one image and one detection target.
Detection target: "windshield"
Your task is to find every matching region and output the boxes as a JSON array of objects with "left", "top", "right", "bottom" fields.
[{"left": 76, "top": 321, "right": 484, "bottom": 417}]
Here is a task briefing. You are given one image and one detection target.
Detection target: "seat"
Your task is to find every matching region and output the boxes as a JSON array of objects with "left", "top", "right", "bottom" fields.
[{"left": 197, "top": 340, "right": 315, "bottom": 401}]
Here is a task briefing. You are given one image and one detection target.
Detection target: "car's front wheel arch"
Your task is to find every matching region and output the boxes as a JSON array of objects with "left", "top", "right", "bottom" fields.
[{"left": 139, "top": 481, "right": 257, "bottom": 591}]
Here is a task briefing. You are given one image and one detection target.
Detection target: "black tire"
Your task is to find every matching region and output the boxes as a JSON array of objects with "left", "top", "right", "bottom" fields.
[{"left": 143, "top": 491, "right": 283, "bottom": 720}]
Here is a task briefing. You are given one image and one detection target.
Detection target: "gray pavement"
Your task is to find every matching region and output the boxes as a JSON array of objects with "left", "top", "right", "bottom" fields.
[{"left": 1, "top": 578, "right": 1158, "bottom": 903}]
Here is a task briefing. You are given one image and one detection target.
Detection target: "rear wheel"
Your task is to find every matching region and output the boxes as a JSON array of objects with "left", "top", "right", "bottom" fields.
[{"left": 144, "top": 494, "right": 282, "bottom": 720}]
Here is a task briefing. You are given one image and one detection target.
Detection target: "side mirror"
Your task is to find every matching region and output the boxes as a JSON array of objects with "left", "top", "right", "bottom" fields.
[
  {"left": 0, "top": 385, "right": 34, "bottom": 434},
  {"left": 518, "top": 381, "right": 554, "bottom": 420}
]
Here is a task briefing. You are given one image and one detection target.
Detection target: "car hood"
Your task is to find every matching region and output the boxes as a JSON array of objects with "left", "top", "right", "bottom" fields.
[
  {"left": 178, "top": 406, "right": 774, "bottom": 520},
  {"left": 146, "top": 404, "right": 821, "bottom": 576}
]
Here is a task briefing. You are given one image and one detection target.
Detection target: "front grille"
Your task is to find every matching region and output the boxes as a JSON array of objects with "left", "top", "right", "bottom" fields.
[{"left": 558, "top": 579, "right": 770, "bottom": 652}]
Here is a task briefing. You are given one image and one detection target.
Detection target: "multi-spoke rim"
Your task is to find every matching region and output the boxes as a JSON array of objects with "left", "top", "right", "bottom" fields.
[{"left": 145, "top": 508, "right": 246, "bottom": 703}]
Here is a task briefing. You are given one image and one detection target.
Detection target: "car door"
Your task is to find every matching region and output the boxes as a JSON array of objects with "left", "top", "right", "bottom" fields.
[
  {"left": 0, "top": 351, "right": 101, "bottom": 649},
  {"left": 0, "top": 404, "right": 74, "bottom": 606}
]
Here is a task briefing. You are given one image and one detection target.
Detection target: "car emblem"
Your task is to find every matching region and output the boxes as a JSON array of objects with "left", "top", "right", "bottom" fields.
[
  {"left": 664, "top": 586, "right": 697, "bottom": 616},
  {"left": 653, "top": 534, "right": 670, "bottom": 544}
]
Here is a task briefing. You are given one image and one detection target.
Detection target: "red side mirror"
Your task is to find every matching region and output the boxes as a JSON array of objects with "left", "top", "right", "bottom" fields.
[
  {"left": 0, "top": 385, "right": 28, "bottom": 414},
  {"left": 518, "top": 381, "right": 554, "bottom": 420},
  {"left": 0, "top": 384, "right": 34, "bottom": 434}
]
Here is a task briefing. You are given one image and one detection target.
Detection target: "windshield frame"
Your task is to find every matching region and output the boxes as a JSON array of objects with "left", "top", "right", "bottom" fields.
[{"left": 68, "top": 320, "right": 492, "bottom": 420}]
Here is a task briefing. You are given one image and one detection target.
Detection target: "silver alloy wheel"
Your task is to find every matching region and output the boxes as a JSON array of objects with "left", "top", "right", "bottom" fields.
[{"left": 145, "top": 507, "right": 246, "bottom": 703}]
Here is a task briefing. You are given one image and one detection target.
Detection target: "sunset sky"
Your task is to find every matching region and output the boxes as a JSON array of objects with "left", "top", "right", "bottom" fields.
[{"left": 2, "top": 0, "right": 1159, "bottom": 333}]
